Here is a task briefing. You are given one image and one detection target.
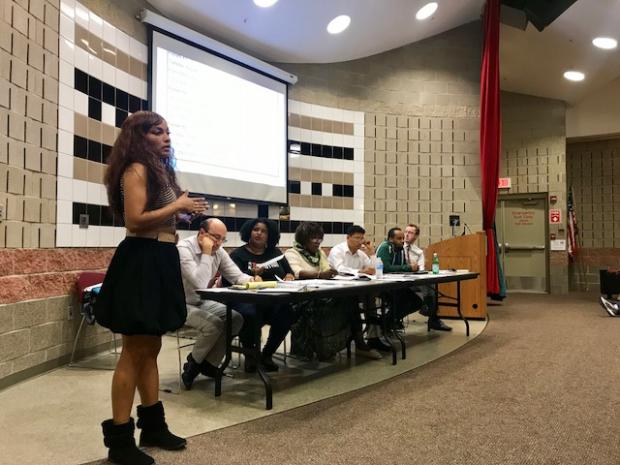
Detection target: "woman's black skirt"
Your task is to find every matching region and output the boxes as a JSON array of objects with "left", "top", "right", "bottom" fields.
[{"left": 94, "top": 237, "right": 187, "bottom": 336}]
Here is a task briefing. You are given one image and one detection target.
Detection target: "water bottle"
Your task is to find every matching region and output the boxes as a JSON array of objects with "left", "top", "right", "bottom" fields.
[
  {"left": 431, "top": 252, "right": 440, "bottom": 275},
  {"left": 375, "top": 257, "right": 384, "bottom": 279}
]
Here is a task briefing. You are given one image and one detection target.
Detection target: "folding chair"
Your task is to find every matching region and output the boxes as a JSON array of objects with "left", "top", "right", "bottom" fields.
[
  {"left": 69, "top": 271, "right": 119, "bottom": 368},
  {"left": 160, "top": 326, "right": 197, "bottom": 394}
]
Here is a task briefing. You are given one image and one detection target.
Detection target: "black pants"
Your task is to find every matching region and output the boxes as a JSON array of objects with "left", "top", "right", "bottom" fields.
[
  {"left": 387, "top": 285, "right": 437, "bottom": 322},
  {"left": 234, "top": 303, "right": 297, "bottom": 356}
]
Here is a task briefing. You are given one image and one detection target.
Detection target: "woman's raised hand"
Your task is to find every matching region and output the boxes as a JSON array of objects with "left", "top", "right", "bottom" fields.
[{"left": 176, "top": 191, "right": 208, "bottom": 214}]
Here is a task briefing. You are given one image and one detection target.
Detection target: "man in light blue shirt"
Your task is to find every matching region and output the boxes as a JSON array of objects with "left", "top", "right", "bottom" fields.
[{"left": 177, "top": 218, "right": 259, "bottom": 389}]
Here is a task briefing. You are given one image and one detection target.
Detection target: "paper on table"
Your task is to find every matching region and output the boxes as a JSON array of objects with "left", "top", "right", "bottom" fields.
[
  {"left": 256, "top": 288, "right": 298, "bottom": 293},
  {"left": 273, "top": 278, "right": 307, "bottom": 287},
  {"left": 231, "top": 281, "right": 278, "bottom": 290},
  {"left": 256, "top": 254, "right": 285, "bottom": 268},
  {"left": 379, "top": 273, "right": 413, "bottom": 279},
  {"left": 195, "top": 287, "right": 237, "bottom": 293}
]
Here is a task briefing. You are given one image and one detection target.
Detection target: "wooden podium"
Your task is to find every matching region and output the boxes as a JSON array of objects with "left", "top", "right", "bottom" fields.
[{"left": 425, "top": 232, "right": 487, "bottom": 319}]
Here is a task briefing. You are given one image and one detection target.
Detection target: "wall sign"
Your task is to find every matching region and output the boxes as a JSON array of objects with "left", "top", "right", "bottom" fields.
[
  {"left": 549, "top": 209, "right": 561, "bottom": 224},
  {"left": 511, "top": 210, "right": 534, "bottom": 226},
  {"left": 550, "top": 239, "right": 566, "bottom": 251}
]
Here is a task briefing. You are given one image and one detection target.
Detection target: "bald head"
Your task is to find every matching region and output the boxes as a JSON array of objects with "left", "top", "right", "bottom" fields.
[
  {"left": 198, "top": 217, "right": 227, "bottom": 252},
  {"left": 206, "top": 218, "right": 226, "bottom": 232}
]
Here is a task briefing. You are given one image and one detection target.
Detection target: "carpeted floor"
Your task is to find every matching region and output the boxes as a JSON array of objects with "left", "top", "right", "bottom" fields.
[{"left": 87, "top": 293, "right": 620, "bottom": 465}]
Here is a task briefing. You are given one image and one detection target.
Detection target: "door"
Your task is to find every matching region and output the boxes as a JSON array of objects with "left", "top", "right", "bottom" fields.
[{"left": 496, "top": 195, "right": 548, "bottom": 293}]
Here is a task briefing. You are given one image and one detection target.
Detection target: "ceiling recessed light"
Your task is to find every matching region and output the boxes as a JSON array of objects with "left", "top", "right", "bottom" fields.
[
  {"left": 327, "top": 15, "right": 351, "bottom": 34},
  {"left": 416, "top": 2, "right": 438, "bottom": 20},
  {"left": 592, "top": 37, "right": 617, "bottom": 50},
  {"left": 563, "top": 70, "right": 585, "bottom": 82},
  {"left": 253, "top": 0, "right": 278, "bottom": 7}
]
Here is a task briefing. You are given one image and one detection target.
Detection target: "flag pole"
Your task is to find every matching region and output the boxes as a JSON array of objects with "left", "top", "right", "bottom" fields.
[{"left": 568, "top": 185, "right": 586, "bottom": 291}]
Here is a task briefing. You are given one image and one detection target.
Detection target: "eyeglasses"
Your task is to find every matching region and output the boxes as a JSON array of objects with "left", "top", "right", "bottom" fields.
[
  {"left": 310, "top": 237, "right": 323, "bottom": 244},
  {"left": 206, "top": 231, "right": 227, "bottom": 243}
]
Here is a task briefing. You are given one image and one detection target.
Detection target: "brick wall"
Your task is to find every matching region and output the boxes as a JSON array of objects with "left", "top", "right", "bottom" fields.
[
  {"left": 0, "top": 247, "right": 113, "bottom": 303},
  {"left": 568, "top": 249, "right": 620, "bottom": 292},
  {"left": 567, "top": 137, "right": 620, "bottom": 291},
  {"left": 0, "top": 247, "right": 114, "bottom": 387}
]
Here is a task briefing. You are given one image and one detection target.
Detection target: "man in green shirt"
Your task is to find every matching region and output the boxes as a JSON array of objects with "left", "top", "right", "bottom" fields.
[{"left": 376, "top": 227, "right": 451, "bottom": 331}]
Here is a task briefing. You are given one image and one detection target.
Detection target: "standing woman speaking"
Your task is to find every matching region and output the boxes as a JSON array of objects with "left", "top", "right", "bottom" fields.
[{"left": 95, "top": 111, "right": 206, "bottom": 465}]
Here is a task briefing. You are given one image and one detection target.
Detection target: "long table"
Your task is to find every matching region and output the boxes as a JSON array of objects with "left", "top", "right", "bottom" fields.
[{"left": 197, "top": 271, "right": 479, "bottom": 410}]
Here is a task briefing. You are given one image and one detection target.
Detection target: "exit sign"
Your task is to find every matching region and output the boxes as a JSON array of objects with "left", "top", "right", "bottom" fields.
[{"left": 498, "top": 177, "right": 511, "bottom": 189}]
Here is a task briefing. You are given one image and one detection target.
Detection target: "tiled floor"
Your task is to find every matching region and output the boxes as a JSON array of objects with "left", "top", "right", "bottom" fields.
[{"left": 0, "top": 317, "right": 486, "bottom": 465}]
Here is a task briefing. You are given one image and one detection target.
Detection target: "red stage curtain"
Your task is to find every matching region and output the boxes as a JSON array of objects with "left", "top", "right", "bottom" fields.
[{"left": 480, "top": 0, "right": 501, "bottom": 295}]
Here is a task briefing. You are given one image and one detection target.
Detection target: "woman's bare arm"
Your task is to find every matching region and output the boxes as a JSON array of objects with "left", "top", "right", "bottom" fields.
[{"left": 122, "top": 163, "right": 198, "bottom": 232}]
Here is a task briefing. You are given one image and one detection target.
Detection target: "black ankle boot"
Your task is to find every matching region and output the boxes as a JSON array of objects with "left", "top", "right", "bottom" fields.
[
  {"left": 181, "top": 354, "right": 201, "bottom": 390},
  {"left": 101, "top": 418, "right": 154, "bottom": 465},
  {"left": 199, "top": 359, "right": 219, "bottom": 378},
  {"left": 137, "top": 401, "right": 186, "bottom": 450}
]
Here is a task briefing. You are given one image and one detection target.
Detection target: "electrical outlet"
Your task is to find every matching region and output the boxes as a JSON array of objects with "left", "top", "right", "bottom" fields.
[{"left": 67, "top": 306, "right": 73, "bottom": 321}]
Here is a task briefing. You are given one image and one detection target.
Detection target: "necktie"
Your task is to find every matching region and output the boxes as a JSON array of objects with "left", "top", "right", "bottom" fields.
[{"left": 405, "top": 245, "right": 410, "bottom": 264}]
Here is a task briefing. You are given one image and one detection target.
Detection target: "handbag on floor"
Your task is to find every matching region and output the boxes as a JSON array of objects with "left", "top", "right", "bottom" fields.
[{"left": 290, "top": 298, "right": 352, "bottom": 361}]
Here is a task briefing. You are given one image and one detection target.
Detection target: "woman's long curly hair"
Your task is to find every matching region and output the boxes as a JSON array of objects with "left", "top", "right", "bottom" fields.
[{"left": 104, "top": 111, "right": 181, "bottom": 217}]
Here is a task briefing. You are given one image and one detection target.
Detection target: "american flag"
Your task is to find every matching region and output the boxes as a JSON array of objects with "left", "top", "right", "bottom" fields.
[{"left": 567, "top": 186, "right": 579, "bottom": 260}]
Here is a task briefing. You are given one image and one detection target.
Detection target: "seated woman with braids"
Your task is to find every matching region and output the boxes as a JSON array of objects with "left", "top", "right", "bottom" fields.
[
  {"left": 226, "top": 218, "right": 296, "bottom": 372},
  {"left": 284, "top": 222, "right": 381, "bottom": 360}
]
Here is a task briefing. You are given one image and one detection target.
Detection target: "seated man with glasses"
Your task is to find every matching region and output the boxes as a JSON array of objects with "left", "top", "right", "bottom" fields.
[
  {"left": 177, "top": 218, "right": 261, "bottom": 389},
  {"left": 328, "top": 225, "right": 393, "bottom": 353}
]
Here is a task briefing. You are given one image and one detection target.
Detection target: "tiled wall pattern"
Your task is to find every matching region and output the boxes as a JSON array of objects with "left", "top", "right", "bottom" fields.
[
  {"left": 56, "top": 0, "right": 148, "bottom": 247},
  {"left": 0, "top": 0, "right": 60, "bottom": 248},
  {"left": 279, "top": 22, "right": 484, "bottom": 246},
  {"left": 567, "top": 139, "right": 620, "bottom": 248},
  {"left": 285, "top": 100, "right": 364, "bottom": 247},
  {"left": 0, "top": 0, "right": 153, "bottom": 386},
  {"left": 500, "top": 92, "right": 568, "bottom": 293},
  {"left": 501, "top": 93, "right": 567, "bottom": 200},
  {"left": 567, "top": 138, "right": 620, "bottom": 290},
  {"left": 62, "top": 97, "right": 364, "bottom": 249},
  {"left": 56, "top": 2, "right": 364, "bottom": 249},
  {"left": 363, "top": 113, "right": 480, "bottom": 247}
]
